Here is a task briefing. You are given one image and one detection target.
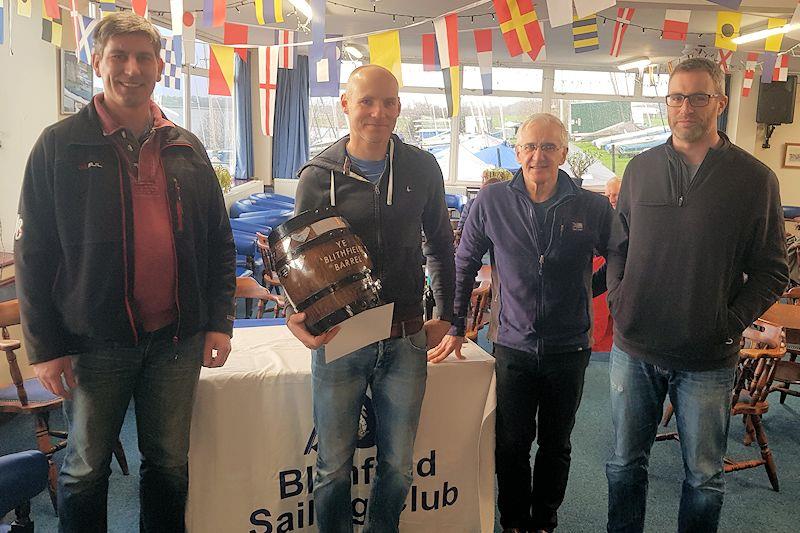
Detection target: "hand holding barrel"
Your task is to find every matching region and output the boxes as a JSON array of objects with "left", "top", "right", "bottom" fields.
[{"left": 287, "top": 312, "right": 340, "bottom": 350}]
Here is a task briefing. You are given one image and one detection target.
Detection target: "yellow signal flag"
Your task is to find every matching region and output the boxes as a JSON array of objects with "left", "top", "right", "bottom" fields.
[
  {"left": 368, "top": 31, "right": 403, "bottom": 87},
  {"left": 765, "top": 18, "right": 786, "bottom": 52},
  {"left": 17, "top": 0, "right": 32, "bottom": 17},
  {"left": 715, "top": 11, "right": 741, "bottom": 51}
]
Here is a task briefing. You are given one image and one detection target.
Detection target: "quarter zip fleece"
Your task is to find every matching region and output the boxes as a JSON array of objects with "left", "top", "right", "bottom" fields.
[{"left": 606, "top": 133, "right": 789, "bottom": 371}]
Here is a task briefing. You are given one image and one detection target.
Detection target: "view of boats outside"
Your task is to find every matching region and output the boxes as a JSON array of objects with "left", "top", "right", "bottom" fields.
[{"left": 310, "top": 63, "right": 674, "bottom": 187}]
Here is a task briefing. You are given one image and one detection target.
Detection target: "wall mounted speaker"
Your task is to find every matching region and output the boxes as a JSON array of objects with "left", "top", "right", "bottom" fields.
[{"left": 757, "top": 76, "right": 797, "bottom": 125}]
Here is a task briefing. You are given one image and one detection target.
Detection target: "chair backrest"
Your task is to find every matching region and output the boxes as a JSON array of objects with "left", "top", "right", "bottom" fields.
[
  {"left": 735, "top": 322, "right": 786, "bottom": 406},
  {"left": 0, "top": 299, "right": 28, "bottom": 406}
]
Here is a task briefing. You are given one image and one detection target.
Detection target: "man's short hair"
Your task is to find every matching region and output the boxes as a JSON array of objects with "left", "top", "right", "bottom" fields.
[
  {"left": 92, "top": 11, "right": 161, "bottom": 58},
  {"left": 517, "top": 113, "right": 569, "bottom": 148},
  {"left": 670, "top": 57, "right": 726, "bottom": 96},
  {"left": 605, "top": 176, "right": 622, "bottom": 189}
]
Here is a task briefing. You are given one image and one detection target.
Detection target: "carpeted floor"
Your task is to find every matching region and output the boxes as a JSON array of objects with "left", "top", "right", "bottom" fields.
[{"left": 2, "top": 342, "right": 799, "bottom": 532}]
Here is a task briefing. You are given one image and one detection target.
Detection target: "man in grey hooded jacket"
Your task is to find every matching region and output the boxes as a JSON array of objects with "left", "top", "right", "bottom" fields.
[{"left": 287, "top": 64, "right": 455, "bottom": 533}]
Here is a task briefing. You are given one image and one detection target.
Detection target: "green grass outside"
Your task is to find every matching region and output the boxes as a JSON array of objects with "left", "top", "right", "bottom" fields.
[{"left": 575, "top": 141, "right": 631, "bottom": 177}]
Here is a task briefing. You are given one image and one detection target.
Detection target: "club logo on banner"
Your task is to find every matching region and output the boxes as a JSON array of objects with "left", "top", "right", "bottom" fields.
[{"left": 247, "top": 393, "right": 461, "bottom": 531}]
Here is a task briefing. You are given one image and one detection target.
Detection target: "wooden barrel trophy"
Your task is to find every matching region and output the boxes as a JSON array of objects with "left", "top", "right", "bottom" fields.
[{"left": 263, "top": 207, "right": 383, "bottom": 335}]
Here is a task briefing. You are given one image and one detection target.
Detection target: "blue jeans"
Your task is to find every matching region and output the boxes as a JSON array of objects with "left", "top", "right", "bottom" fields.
[
  {"left": 58, "top": 329, "right": 204, "bottom": 533},
  {"left": 311, "top": 327, "right": 428, "bottom": 533},
  {"left": 605, "top": 345, "right": 735, "bottom": 533}
]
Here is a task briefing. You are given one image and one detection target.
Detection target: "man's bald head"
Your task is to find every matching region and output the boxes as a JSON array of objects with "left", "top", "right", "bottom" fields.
[{"left": 345, "top": 65, "right": 399, "bottom": 99}]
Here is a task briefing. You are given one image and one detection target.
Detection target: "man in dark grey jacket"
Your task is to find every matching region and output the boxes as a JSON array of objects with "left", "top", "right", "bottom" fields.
[
  {"left": 605, "top": 58, "right": 788, "bottom": 533},
  {"left": 429, "top": 113, "right": 614, "bottom": 533},
  {"left": 287, "top": 64, "right": 455, "bottom": 533}
]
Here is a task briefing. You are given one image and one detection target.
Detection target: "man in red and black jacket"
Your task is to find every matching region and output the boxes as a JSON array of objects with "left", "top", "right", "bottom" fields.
[{"left": 14, "top": 12, "right": 235, "bottom": 532}]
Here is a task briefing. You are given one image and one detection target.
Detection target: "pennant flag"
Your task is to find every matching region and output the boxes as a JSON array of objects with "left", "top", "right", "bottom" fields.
[
  {"left": 717, "top": 49, "right": 732, "bottom": 73},
  {"left": 716, "top": 12, "right": 741, "bottom": 51},
  {"left": 183, "top": 11, "right": 195, "bottom": 65},
  {"left": 311, "top": 36, "right": 342, "bottom": 97},
  {"left": 742, "top": 52, "right": 757, "bottom": 97},
  {"left": 275, "top": 29, "right": 296, "bottom": 69},
  {"left": 765, "top": 18, "right": 786, "bottom": 52},
  {"left": 169, "top": 0, "right": 182, "bottom": 33},
  {"left": 131, "top": 0, "right": 147, "bottom": 18},
  {"left": 259, "top": 46, "right": 279, "bottom": 136},
  {"left": 792, "top": 1, "right": 800, "bottom": 26},
  {"left": 422, "top": 34, "right": 440, "bottom": 72},
  {"left": 209, "top": 44, "right": 235, "bottom": 96},
  {"left": 572, "top": 14, "right": 599, "bottom": 54},
  {"left": 662, "top": 10, "right": 690, "bottom": 41},
  {"left": 529, "top": 44, "right": 546, "bottom": 63},
  {"left": 255, "top": 0, "right": 283, "bottom": 25},
  {"left": 573, "top": 0, "right": 616, "bottom": 19},
  {"left": 18, "top": 0, "right": 32, "bottom": 17},
  {"left": 708, "top": 0, "right": 742, "bottom": 9},
  {"left": 310, "top": 0, "right": 326, "bottom": 73},
  {"left": 223, "top": 22, "right": 249, "bottom": 60},
  {"left": 609, "top": 8, "right": 635, "bottom": 57},
  {"left": 493, "top": 0, "right": 545, "bottom": 59},
  {"left": 434, "top": 13, "right": 460, "bottom": 117},
  {"left": 0, "top": 0, "right": 4, "bottom": 45},
  {"left": 44, "top": 0, "right": 59, "bottom": 18},
  {"left": 774, "top": 54, "right": 789, "bottom": 82},
  {"left": 41, "top": 6, "right": 63, "bottom": 47},
  {"left": 99, "top": 0, "right": 115, "bottom": 17},
  {"left": 160, "top": 36, "right": 182, "bottom": 89},
  {"left": 546, "top": 0, "right": 573, "bottom": 28},
  {"left": 203, "top": 0, "right": 225, "bottom": 28},
  {"left": 474, "top": 29, "right": 493, "bottom": 95},
  {"left": 368, "top": 30, "right": 403, "bottom": 86},
  {"left": 761, "top": 52, "right": 777, "bottom": 83},
  {"left": 73, "top": 13, "right": 97, "bottom": 64}
]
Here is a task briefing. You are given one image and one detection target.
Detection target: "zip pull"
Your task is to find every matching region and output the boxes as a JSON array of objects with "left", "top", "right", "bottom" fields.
[
  {"left": 560, "top": 224, "right": 564, "bottom": 238},
  {"left": 374, "top": 184, "right": 380, "bottom": 196},
  {"left": 539, "top": 254, "right": 545, "bottom": 275},
  {"left": 173, "top": 178, "right": 184, "bottom": 231},
  {"left": 678, "top": 196, "right": 684, "bottom": 207}
]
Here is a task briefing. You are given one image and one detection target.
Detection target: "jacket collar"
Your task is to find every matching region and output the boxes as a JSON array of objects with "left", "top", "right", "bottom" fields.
[{"left": 509, "top": 168, "right": 579, "bottom": 203}]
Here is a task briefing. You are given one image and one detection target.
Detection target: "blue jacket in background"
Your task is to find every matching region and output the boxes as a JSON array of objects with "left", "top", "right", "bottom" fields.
[{"left": 451, "top": 169, "right": 615, "bottom": 354}]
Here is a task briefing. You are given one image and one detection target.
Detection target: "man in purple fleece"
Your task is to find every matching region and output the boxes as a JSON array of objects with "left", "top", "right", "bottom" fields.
[{"left": 428, "top": 113, "right": 615, "bottom": 533}]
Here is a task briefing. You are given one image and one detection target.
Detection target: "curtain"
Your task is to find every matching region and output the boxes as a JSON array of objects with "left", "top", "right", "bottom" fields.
[
  {"left": 234, "top": 53, "right": 254, "bottom": 180},
  {"left": 272, "top": 55, "right": 309, "bottom": 179}
]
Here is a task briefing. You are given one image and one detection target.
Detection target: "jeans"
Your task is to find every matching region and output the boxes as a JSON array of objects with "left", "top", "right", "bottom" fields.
[
  {"left": 58, "top": 328, "right": 204, "bottom": 533},
  {"left": 494, "top": 344, "right": 592, "bottom": 532},
  {"left": 606, "top": 344, "right": 735, "bottom": 533},
  {"left": 311, "top": 327, "right": 428, "bottom": 533}
]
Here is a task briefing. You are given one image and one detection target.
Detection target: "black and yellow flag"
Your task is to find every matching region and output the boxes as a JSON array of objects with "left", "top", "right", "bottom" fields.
[
  {"left": 573, "top": 15, "right": 599, "bottom": 54},
  {"left": 41, "top": 6, "right": 63, "bottom": 47}
]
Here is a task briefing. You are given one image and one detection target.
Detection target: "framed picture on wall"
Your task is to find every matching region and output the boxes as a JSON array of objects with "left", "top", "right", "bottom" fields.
[
  {"left": 784, "top": 144, "right": 800, "bottom": 168},
  {"left": 59, "top": 50, "right": 95, "bottom": 115}
]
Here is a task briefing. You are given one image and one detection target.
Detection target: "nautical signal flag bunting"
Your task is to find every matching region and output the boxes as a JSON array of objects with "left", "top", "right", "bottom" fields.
[{"left": 493, "top": 0, "right": 545, "bottom": 61}]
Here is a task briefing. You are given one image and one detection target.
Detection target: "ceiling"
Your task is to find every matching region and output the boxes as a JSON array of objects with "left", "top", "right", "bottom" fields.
[{"left": 173, "top": 0, "right": 800, "bottom": 71}]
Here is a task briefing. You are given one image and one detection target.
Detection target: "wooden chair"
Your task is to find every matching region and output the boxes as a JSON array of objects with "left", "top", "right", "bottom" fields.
[
  {"left": 0, "top": 299, "right": 129, "bottom": 511},
  {"left": 771, "top": 287, "right": 800, "bottom": 403},
  {"left": 465, "top": 266, "right": 492, "bottom": 341},
  {"left": 656, "top": 321, "right": 785, "bottom": 491},
  {"left": 235, "top": 277, "right": 287, "bottom": 319},
  {"left": 255, "top": 232, "right": 289, "bottom": 318}
]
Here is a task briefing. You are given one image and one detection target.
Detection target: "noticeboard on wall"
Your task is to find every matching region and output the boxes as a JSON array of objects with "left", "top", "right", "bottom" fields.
[{"left": 59, "top": 50, "right": 95, "bottom": 115}]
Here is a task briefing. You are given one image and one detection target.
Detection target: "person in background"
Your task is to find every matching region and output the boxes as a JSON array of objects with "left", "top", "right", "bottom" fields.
[
  {"left": 287, "top": 64, "right": 455, "bottom": 533},
  {"left": 15, "top": 12, "right": 235, "bottom": 532},
  {"left": 429, "top": 113, "right": 615, "bottom": 533},
  {"left": 605, "top": 57, "right": 788, "bottom": 533},
  {"left": 458, "top": 167, "right": 515, "bottom": 232},
  {"left": 603, "top": 176, "right": 622, "bottom": 210}
]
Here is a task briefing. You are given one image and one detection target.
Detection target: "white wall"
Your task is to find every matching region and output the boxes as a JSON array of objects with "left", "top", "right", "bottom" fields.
[{"left": 0, "top": 4, "right": 60, "bottom": 257}]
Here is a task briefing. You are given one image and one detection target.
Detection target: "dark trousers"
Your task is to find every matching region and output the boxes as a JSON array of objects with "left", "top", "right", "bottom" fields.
[{"left": 494, "top": 344, "right": 591, "bottom": 532}]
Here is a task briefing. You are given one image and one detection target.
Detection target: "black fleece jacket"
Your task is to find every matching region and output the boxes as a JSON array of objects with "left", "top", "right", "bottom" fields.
[
  {"left": 607, "top": 133, "right": 788, "bottom": 371},
  {"left": 15, "top": 101, "right": 236, "bottom": 363},
  {"left": 295, "top": 134, "right": 455, "bottom": 323}
]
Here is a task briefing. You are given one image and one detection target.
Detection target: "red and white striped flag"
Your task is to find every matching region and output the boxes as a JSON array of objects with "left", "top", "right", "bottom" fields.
[
  {"left": 276, "top": 29, "right": 295, "bottom": 69},
  {"left": 421, "top": 34, "right": 440, "bottom": 72},
  {"left": 474, "top": 29, "right": 493, "bottom": 95},
  {"left": 132, "top": 0, "right": 147, "bottom": 18},
  {"left": 662, "top": 10, "right": 690, "bottom": 41},
  {"left": 434, "top": 13, "right": 460, "bottom": 117},
  {"left": 774, "top": 54, "right": 789, "bottom": 82},
  {"left": 717, "top": 49, "right": 733, "bottom": 73},
  {"left": 259, "top": 46, "right": 279, "bottom": 136},
  {"left": 609, "top": 8, "right": 635, "bottom": 57},
  {"left": 742, "top": 52, "right": 757, "bottom": 97}
]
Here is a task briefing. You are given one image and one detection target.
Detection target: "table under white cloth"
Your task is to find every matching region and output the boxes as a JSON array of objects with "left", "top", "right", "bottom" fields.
[{"left": 186, "top": 324, "right": 497, "bottom": 533}]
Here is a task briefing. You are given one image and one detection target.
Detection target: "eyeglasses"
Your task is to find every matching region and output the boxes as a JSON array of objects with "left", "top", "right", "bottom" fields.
[
  {"left": 517, "top": 142, "right": 562, "bottom": 154},
  {"left": 665, "top": 93, "right": 722, "bottom": 107}
]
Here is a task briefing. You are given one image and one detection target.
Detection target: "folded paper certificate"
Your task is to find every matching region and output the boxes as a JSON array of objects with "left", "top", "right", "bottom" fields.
[{"left": 324, "top": 303, "right": 394, "bottom": 363}]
